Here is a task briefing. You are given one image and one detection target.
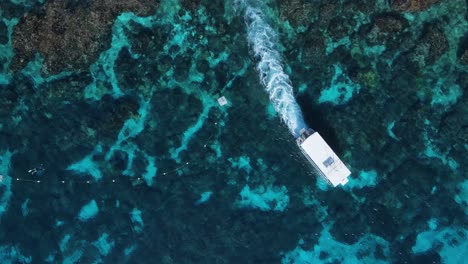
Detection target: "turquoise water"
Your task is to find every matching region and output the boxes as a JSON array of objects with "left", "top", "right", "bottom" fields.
[{"left": 0, "top": 0, "right": 467, "bottom": 263}]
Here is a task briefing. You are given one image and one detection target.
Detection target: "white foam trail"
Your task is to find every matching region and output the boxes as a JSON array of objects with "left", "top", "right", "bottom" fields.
[{"left": 239, "top": 1, "right": 307, "bottom": 137}]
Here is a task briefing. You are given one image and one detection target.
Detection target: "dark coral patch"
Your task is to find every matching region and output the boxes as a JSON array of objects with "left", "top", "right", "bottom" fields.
[
  {"left": 391, "top": 0, "right": 441, "bottom": 12},
  {"left": 11, "top": 0, "right": 159, "bottom": 74}
]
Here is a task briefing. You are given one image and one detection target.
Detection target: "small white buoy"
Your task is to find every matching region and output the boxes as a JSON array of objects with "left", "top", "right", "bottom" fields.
[{"left": 217, "top": 96, "right": 228, "bottom": 106}]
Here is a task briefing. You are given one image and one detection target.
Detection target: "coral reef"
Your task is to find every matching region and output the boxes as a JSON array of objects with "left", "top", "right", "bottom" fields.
[
  {"left": 279, "top": 0, "right": 316, "bottom": 27},
  {"left": 11, "top": 0, "right": 159, "bottom": 74},
  {"left": 391, "top": 0, "right": 441, "bottom": 12},
  {"left": 0, "top": 0, "right": 466, "bottom": 263}
]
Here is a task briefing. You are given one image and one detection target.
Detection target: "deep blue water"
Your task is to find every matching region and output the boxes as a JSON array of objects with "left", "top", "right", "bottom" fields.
[{"left": 0, "top": 0, "right": 467, "bottom": 263}]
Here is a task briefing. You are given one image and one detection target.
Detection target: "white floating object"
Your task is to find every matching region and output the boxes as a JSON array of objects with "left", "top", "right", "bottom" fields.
[
  {"left": 297, "top": 128, "right": 351, "bottom": 187},
  {"left": 217, "top": 96, "right": 228, "bottom": 106}
]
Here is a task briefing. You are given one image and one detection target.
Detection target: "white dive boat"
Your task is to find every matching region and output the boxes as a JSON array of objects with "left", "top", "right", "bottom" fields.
[{"left": 297, "top": 128, "right": 351, "bottom": 187}]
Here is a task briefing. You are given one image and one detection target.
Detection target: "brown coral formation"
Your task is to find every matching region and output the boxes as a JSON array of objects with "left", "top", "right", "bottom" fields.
[
  {"left": 391, "top": 0, "right": 440, "bottom": 12},
  {"left": 327, "top": 16, "right": 352, "bottom": 40},
  {"left": 318, "top": 2, "right": 339, "bottom": 27},
  {"left": 409, "top": 23, "right": 448, "bottom": 69},
  {"left": 11, "top": 0, "right": 159, "bottom": 74},
  {"left": 302, "top": 31, "right": 326, "bottom": 66},
  {"left": 421, "top": 24, "right": 448, "bottom": 64},
  {"left": 374, "top": 14, "right": 408, "bottom": 34},
  {"left": 365, "top": 13, "right": 409, "bottom": 47},
  {"left": 279, "top": 0, "right": 316, "bottom": 27}
]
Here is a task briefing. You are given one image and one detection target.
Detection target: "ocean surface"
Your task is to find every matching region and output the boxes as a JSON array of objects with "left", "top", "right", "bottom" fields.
[{"left": 0, "top": 0, "right": 467, "bottom": 263}]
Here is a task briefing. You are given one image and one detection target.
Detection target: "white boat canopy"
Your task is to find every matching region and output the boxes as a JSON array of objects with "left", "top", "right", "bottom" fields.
[{"left": 299, "top": 131, "right": 351, "bottom": 187}]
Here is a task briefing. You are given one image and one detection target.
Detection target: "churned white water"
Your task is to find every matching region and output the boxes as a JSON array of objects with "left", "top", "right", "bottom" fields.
[{"left": 238, "top": 0, "right": 307, "bottom": 137}]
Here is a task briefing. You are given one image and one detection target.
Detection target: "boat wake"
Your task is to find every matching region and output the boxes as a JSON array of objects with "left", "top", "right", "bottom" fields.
[{"left": 238, "top": 0, "right": 307, "bottom": 138}]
